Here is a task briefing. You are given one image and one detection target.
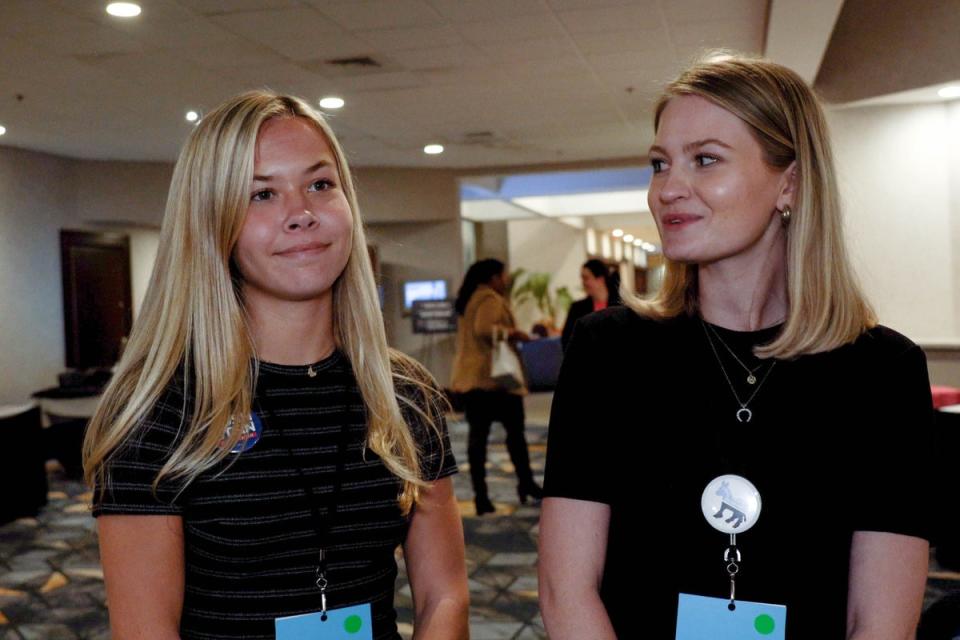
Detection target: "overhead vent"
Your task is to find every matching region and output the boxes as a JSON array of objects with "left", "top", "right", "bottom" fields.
[
  {"left": 299, "top": 55, "right": 401, "bottom": 76},
  {"left": 326, "top": 56, "right": 381, "bottom": 69},
  {"left": 458, "top": 131, "right": 518, "bottom": 149}
]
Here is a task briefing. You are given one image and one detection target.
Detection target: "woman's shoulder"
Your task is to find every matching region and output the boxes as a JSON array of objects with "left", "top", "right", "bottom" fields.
[
  {"left": 853, "top": 324, "right": 922, "bottom": 359},
  {"left": 467, "top": 285, "right": 502, "bottom": 308},
  {"left": 574, "top": 304, "right": 681, "bottom": 341}
]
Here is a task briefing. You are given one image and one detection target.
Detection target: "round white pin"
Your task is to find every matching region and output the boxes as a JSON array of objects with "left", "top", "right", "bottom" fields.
[{"left": 701, "top": 474, "right": 762, "bottom": 534}]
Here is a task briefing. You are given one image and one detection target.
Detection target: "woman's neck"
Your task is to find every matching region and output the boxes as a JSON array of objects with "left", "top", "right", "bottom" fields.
[
  {"left": 243, "top": 289, "right": 336, "bottom": 365},
  {"left": 698, "top": 233, "right": 788, "bottom": 331}
]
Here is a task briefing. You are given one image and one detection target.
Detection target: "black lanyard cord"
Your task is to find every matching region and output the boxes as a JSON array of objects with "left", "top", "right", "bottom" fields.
[{"left": 256, "top": 400, "right": 349, "bottom": 603}]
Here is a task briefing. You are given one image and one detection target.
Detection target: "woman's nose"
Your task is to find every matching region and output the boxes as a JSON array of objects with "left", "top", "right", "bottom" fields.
[
  {"left": 656, "top": 167, "right": 690, "bottom": 204},
  {"left": 284, "top": 192, "right": 318, "bottom": 231}
]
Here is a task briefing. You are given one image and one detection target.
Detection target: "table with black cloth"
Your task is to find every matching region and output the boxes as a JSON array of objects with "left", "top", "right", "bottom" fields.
[{"left": 0, "top": 404, "right": 48, "bottom": 524}]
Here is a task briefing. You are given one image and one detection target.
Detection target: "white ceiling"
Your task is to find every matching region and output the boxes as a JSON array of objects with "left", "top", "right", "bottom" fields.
[
  {"left": 3, "top": 1, "right": 953, "bottom": 169},
  {"left": 0, "top": 0, "right": 770, "bottom": 167}
]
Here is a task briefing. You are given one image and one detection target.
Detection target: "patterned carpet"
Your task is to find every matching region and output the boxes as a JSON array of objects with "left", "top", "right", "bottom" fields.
[{"left": 0, "top": 396, "right": 957, "bottom": 639}]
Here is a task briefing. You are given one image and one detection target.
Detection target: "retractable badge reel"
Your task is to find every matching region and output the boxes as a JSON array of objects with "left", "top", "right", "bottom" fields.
[
  {"left": 700, "top": 474, "right": 762, "bottom": 608},
  {"left": 675, "top": 474, "right": 785, "bottom": 640}
]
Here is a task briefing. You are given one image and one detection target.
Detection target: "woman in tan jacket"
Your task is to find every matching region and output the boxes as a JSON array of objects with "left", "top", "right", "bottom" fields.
[{"left": 452, "top": 259, "right": 543, "bottom": 515}]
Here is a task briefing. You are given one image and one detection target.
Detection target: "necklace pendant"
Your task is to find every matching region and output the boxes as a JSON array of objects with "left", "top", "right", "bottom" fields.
[
  {"left": 746, "top": 374, "right": 756, "bottom": 385},
  {"left": 736, "top": 407, "right": 752, "bottom": 423},
  {"left": 307, "top": 365, "right": 317, "bottom": 378}
]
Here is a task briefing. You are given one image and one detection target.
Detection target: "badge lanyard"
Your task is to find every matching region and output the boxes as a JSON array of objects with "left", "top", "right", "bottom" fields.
[
  {"left": 259, "top": 402, "right": 349, "bottom": 619},
  {"left": 700, "top": 474, "right": 762, "bottom": 609}
]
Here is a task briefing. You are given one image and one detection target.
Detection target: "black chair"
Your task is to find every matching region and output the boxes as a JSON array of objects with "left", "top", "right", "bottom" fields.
[
  {"left": 44, "top": 415, "right": 88, "bottom": 479},
  {"left": 0, "top": 404, "right": 48, "bottom": 524}
]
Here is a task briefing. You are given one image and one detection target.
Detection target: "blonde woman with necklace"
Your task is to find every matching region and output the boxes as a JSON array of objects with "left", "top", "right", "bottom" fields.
[
  {"left": 84, "top": 92, "right": 468, "bottom": 640},
  {"left": 539, "top": 55, "right": 934, "bottom": 639}
]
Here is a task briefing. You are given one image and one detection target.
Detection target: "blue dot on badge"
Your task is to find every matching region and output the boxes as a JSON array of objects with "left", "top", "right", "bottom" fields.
[{"left": 227, "top": 412, "right": 262, "bottom": 454}]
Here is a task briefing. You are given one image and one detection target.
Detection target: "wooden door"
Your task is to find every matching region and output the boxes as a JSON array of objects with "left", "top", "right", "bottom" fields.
[{"left": 60, "top": 230, "right": 132, "bottom": 369}]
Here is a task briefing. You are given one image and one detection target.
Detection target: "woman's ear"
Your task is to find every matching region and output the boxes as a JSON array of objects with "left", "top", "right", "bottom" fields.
[{"left": 776, "top": 161, "right": 798, "bottom": 210}]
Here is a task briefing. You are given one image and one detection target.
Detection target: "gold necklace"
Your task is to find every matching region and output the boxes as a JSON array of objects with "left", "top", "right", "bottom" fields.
[
  {"left": 703, "top": 321, "right": 764, "bottom": 384},
  {"left": 701, "top": 319, "right": 776, "bottom": 423}
]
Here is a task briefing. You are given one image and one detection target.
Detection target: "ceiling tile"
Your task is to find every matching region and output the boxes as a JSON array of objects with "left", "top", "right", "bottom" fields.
[
  {"left": 458, "top": 16, "right": 564, "bottom": 44},
  {"left": 426, "top": 0, "right": 549, "bottom": 22},
  {"left": 306, "top": 0, "right": 444, "bottom": 30},
  {"left": 556, "top": 3, "right": 661, "bottom": 35}
]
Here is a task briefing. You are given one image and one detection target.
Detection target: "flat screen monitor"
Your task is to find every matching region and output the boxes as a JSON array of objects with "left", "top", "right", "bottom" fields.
[{"left": 404, "top": 280, "right": 447, "bottom": 310}]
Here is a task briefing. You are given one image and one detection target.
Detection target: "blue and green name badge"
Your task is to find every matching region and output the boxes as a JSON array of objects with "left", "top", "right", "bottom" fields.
[
  {"left": 276, "top": 603, "right": 372, "bottom": 639},
  {"left": 676, "top": 594, "right": 786, "bottom": 640}
]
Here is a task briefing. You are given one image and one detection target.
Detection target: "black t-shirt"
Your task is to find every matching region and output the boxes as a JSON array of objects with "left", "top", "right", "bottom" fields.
[
  {"left": 544, "top": 307, "right": 934, "bottom": 639},
  {"left": 94, "top": 351, "right": 457, "bottom": 640}
]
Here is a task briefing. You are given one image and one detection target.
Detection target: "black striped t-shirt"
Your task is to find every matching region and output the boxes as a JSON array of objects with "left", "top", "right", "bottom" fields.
[{"left": 94, "top": 351, "right": 457, "bottom": 639}]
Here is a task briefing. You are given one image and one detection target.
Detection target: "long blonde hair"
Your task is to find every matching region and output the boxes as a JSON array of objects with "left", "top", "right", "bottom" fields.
[
  {"left": 83, "top": 91, "right": 443, "bottom": 513},
  {"left": 624, "top": 54, "right": 876, "bottom": 358}
]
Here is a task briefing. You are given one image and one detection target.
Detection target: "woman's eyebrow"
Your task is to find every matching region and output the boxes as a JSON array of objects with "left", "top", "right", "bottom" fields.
[
  {"left": 648, "top": 139, "right": 734, "bottom": 156},
  {"left": 252, "top": 159, "right": 331, "bottom": 182}
]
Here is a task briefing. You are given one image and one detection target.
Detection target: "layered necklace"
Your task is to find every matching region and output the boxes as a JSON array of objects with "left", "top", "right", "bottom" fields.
[{"left": 700, "top": 319, "right": 777, "bottom": 423}]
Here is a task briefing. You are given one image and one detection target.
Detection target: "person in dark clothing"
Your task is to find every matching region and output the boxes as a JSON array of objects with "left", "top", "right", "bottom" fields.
[
  {"left": 83, "top": 91, "right": 469, "bottom": 640},
  {"left": 539, "top": 54, "right": 933, "bottom": 639},
  {"left": 561, "top": 259, "right": 621, "bottom": 351}
]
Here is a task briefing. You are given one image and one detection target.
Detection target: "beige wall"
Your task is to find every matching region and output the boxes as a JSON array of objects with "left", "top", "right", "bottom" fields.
[
  {"left": 506, "top": 218, "right": 586, "bottom": 332},
  {"left": 828, "top": 102, "right": 959, "bottom": 343},
  {"left": 0, "top": 147, "right": 76, "bottom": 403},
  {"left": 72, "top": 160, "right": 172, "bottom": 227},
  {"left": 355, "top": 166, "right": 463, "bottom": 385}
]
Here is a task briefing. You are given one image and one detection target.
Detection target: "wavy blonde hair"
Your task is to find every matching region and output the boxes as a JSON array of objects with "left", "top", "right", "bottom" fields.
[
  {"left": 624, "top": 53, "right": 876, "bottom": 358},
  {"left": 83, "top": 91, "right": 444, "bottom": 513}
]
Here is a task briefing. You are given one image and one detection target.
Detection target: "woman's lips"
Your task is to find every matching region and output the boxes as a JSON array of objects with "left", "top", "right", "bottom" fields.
[
  {"left": 275, "top": 241, "right": 331, "bottom": 256},
  {"left": 660, "top": 214, "right": 702, "bottom": 229}
]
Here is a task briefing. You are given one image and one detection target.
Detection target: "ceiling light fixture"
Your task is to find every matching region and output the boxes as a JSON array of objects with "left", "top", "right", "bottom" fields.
[
  {"left": 612, "top": 228, "right": 624, "bottom": 237},
  {"left": 938, "top": 85, "right": 960, "bottom": 99},
  {"left": 633, "top": 239, "right": 642, "bottom": 246},
  {"left": 0, "top": 125, "right": 6, "bottom": 136},
  {"left": 423, "top": 144, "right": 444, "bottom": 155},
  {"left": 185, "top": 110, "right": 200, "bottom": 123},
  {"left": 623, "top": 234, "right": 635, "bottom": 243},
  {"left": 106, "top": 2, "right": 141, "bottom": 17},
  {"left": 319, "top": 97, "right": 345, "bottom": 109}
]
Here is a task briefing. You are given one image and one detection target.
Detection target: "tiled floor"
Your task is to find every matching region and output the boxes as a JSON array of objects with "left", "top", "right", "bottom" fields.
[{"left": 1, "top": 392, "right": 958, "bottom": 639}]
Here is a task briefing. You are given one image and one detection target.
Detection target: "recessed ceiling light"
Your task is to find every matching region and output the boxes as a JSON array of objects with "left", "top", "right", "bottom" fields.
[
  {"left": 633, "top": 239, "right": 642, "bottom": 246},
  {"left": 938, "top": 85, "right": 960, "bottom": 99},
  {"left": 623, "top": 233, "right": 635, "bottom": 243},
  {"left": 319, "top": 97, "right": 345, "bottom": 110},
  {"left": 0, "top": 125, "right": 6, "bottom": 136},
  {"left": 612, "top": 228, "right": 624, "bottom": 237},
  {"left": 106, "top": 2, "right": 141, "bottom": 17},
  {"left": 185, "top": 110, "right": 200, "bottom": 123},
  {"left": 423, "top": 144, "right": 444, "bottom": 155}
]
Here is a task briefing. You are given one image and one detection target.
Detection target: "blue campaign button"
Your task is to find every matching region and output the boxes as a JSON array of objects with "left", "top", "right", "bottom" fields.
[{"left": 227, "top": 412, "right": 262, "bottom": 454}]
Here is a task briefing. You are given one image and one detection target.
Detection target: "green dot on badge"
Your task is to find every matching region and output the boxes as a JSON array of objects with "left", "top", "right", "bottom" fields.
[
  {"left": 754, "top": 614, "right": 775, "bottom": 634},
  {"left": 344, "top": 614, "right": 363, "bottom": 634}
]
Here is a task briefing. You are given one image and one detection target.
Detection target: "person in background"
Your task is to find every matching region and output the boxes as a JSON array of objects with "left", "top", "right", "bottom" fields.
[
  {"left": 84, "top": 90, "right": 468, "bottom": 640},
  {"left": 561, "top": 259, "right": 621, "bottom": 351},
  {"left": 539, "top": 54, "right": 933, "bottom": 639},
  {"left": 451, "top": 259, "right": 543, "bottom": 515}
]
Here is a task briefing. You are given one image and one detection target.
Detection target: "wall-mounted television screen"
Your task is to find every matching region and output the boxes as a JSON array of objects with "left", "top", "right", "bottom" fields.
[{"left": 403, "top": 280, "right": 447, "bottom": 310}]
